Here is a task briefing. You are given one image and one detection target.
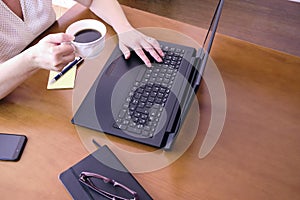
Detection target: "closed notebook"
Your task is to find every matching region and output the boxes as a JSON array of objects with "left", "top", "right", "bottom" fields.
[{"left": 59, "top": 145, "right": 152, "bottom": 200}]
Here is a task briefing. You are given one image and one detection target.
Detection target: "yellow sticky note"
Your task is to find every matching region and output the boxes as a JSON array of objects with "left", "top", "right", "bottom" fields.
[{"left": 47, "top": 66, "right": 77, "bottom": 89}]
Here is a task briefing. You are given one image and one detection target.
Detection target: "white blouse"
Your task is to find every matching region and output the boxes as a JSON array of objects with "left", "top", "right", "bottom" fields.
[{"left": 0, "top": 0, "right": 56, "bottom": 62}]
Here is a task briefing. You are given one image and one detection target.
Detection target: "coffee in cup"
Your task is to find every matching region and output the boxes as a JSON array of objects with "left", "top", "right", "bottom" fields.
[
  {"left": 66, "top": 19, "right": 107, "bottom": 59},
  {"left": 74, "top": 29, "right": 102, "bottom": 43}
]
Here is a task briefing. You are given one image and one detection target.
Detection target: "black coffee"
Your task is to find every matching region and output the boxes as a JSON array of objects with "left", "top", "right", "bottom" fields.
[{"left": 74, "top": 29, "right": 102, "bottom": 43}]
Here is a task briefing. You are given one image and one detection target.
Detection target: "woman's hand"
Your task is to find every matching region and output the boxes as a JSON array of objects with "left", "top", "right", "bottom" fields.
[
  {"left": 28, "top": 33, "right": 75, "bottom": 71},
  {"left": 83, "top": 0, "right": 164, "bottom": 67},
  {"left": 117, "top": 28, "right": 164, "bottom": 67}
]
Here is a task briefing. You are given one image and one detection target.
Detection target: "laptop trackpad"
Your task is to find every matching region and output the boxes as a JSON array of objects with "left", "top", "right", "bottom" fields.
[{"left": 105, "top": 54, "right": 144, "bottom": 78}]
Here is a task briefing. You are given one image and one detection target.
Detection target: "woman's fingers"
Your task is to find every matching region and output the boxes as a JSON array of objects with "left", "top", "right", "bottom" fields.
[
  {"left": 118, "top": 29, "right": 164, "bottom": 67},
  {"left": 145, "top": 37, "right": 164, "bottom": 58}
]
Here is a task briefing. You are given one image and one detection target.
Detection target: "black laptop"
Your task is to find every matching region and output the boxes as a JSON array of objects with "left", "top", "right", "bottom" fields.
[{"left": 72, "top": 0, "right": 224, "bottom": 149}]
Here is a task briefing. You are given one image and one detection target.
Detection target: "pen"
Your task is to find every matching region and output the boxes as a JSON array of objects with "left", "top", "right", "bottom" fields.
[{"left": 50, "top": 56, "right": 83, "bottom": 84}]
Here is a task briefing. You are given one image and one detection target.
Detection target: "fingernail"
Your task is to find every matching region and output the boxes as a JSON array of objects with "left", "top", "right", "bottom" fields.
[
  {"left": 146, "top": 62, "right": 152, "bottom": 67},
  {"left": 124, "top": 52, "right": 130, "bottom": 59}
]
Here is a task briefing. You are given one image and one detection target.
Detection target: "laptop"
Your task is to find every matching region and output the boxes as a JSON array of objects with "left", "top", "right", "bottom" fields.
[{"left": 72, "top": 0, "right": 224, "bottom": 149}]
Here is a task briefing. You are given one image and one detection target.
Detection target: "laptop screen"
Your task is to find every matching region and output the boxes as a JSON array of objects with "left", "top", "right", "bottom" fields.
[{"left": 202, "top": 0, "right": 224, "bottom": 54}]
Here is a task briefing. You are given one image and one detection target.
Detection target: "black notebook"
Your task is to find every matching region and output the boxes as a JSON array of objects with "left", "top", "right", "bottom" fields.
[{"left": 59, "top": 145, "right": 152, "bottom": 200}]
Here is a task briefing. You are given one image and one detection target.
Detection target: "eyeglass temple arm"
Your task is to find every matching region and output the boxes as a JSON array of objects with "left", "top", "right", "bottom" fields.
[{"left": 112, "top": 180, "right": 138, "bottom": 197}]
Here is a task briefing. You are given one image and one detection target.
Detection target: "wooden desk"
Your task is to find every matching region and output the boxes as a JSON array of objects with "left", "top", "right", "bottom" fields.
[{"left": 1, "top": 4, "right": 299, "bottom": 200}]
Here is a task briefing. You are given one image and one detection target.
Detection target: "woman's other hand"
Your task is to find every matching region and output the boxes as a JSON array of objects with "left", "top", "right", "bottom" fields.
[{"left": 28, "top": 33, "right": 75, "bottom": 71}]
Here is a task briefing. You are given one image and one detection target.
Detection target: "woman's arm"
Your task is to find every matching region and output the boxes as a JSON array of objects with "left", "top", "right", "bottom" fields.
[
  {"left": 76, "top": 0, "right": 164, "bottom": 66},
  {"left": 0, "top": 33, "right": 75, "bottom": 100},
  {"left": 76, "top": 0, "right": 132, "bottom": 33}
]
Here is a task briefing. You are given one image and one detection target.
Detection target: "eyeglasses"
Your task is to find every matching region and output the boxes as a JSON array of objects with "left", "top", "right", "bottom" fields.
[{"left": 79, "top": 171, "right": 139, "bottom": 200}]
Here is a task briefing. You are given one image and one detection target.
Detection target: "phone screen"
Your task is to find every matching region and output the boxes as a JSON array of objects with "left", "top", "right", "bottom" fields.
[{"left": 0, "top": 133, "right": 27, "bottom": 161}]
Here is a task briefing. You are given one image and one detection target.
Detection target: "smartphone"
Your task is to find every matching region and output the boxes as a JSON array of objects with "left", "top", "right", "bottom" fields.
[{"left": 0, "top": 133, "right": 27, "bottom": 161}]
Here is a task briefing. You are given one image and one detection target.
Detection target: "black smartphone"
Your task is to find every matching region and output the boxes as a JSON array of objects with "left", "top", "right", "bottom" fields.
[{"left": 0, "top": 133, "right": 27, "bottom": 161}]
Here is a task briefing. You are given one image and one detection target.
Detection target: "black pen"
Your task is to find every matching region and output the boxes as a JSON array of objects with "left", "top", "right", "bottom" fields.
[{"left": 50, "top": 56, "right": 83, "bottom": 84}]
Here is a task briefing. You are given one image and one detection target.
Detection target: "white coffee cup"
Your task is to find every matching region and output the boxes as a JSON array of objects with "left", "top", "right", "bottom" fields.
[{"left": 66, "top": 19, "right": 107, "bottom": 59}]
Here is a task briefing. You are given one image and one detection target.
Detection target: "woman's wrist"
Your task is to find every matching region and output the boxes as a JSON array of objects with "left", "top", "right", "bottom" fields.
[
  {"left": 22, "top": 47, "right": 39, "bottom": 72},
  {"left": 113, "top": 22, "right": 134, "bottom": 35}
]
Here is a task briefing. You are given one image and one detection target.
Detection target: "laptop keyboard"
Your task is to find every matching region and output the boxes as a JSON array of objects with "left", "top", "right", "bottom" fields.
[{"left": 113, "top": 45, "right": 185, "bottom": 138}]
